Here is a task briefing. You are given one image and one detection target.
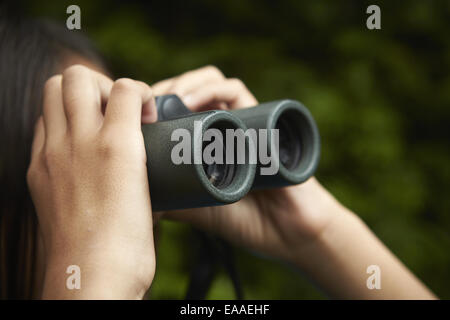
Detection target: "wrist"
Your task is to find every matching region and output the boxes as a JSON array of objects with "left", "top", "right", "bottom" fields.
[
  {"left": 288, "top": 204, "right": 364, "bottom": 272},
  {"left": 280, "top": 177, "right": 363, "bottom": 267},
  {"left": 42, "top": 247, "right": 154, "bottom": 299},
  {"left": 273, "top": 178, "right": 350, "bottom": 262}
]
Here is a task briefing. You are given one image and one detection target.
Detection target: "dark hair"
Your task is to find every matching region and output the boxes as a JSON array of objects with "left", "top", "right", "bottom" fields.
[{"left": 0, "top": 9, "right": 106, "bottom": 299}]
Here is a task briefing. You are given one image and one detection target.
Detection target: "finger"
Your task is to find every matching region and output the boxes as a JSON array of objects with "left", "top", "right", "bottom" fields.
[
  {"left": 152, "top": 78, "right": 175, "bottom": 96},
  {"left": 168, "top": 65, "right": 225, "bottom": 96},
  {"left": 42, "top": 75, "right": 66, "bottom": 141},
  {"left": 152, "top": 65, "right": 225, "bottom": 97},
  {"left": 31, "top": 116, "right": 45, "bottom": 159},
  {"left": 103, "top": 78, "right": 155, "bottom": 130},
  {"left": 181, "top": 78, "right": 258, "bottom": 111},
  {"left": 142, "top": 85, "right": 157, "bottom": 124},
  {"left": 62, "top": 65, "right": 113, "bottom": 135}
]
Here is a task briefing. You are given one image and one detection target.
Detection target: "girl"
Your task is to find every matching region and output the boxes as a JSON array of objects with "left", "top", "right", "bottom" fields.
[{"left": 0, "top": 12, "right": 436, "bottom": 299}]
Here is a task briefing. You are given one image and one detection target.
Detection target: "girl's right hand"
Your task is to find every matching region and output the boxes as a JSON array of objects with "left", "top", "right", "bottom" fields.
[
  {"left": 153, "top": 67, "right": 437, "bottom": 300},
  {"left": 153, "top": 66, "right": 343, "bottom": 264},
  {"left": 27, "top": 65, "right": 157, "bottom": 299}
]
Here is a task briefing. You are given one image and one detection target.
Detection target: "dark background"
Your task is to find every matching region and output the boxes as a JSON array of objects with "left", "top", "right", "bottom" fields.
[{"left": 19, "top": 0, "right": 450, "bottom": 299}]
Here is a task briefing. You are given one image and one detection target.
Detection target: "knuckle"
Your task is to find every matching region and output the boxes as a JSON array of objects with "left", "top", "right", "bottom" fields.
[
  {"left": 26, "top": 165, "right": 36, "bottom": 187},
  {"left": 27, "top": 156, "right": 45, "bottom": 189},
  {"left": 98, "top": 128, "right": 143, "bottom": 161},
  {"left": 98, "top": 130, "right": 125, "bottom": 158},
  {"left": 43, "top": 145, "right": 62, "bottom": 168},
  {"left": 167, "top": 79, "right": 182, "bottom": 92},
  {"left": 44, "top": 75, "right": 62, "bottom": 92},
  {"left": 229, "top": 78, "right": 245, "bottom": 88},
  {"left": 114, "top": 78, "right": 138, "bottom": 92},
  {"left": 33, "top": 116, "right": 44, "bottom": 134},
  {"left": 63, "top": 64, "right": 90, "bottom": 78},
  {"left": 136, "top": 81, "right": 152, "bottom": 96},
  {"left": 135, "top": 80, "right": 151, "bottom": 90},
  {"left": 202, "top": 65, "right": 224, "bottom": 78}
]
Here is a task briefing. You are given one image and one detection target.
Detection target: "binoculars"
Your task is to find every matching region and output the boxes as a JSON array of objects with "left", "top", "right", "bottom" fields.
[{"left": 142, "top": 95, "right": 320, "bottom": 211}]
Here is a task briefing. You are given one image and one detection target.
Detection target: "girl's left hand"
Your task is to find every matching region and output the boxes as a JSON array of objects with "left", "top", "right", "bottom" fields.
[{"left": 27, "top": 65, "right": 157, "bottom": 299}]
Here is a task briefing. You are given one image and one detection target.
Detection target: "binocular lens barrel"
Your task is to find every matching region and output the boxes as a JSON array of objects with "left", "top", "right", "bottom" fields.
[
  {"left": 142, "top": 108, "right": 256, "bottom": 211},
  {"left": 142, "top": 95, "right": 320, "bottom": 211},
  {"left": 231, "top": 99, "right": 320, "bottom": 189}
]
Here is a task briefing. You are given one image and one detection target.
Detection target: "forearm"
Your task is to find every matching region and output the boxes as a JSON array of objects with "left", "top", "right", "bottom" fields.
[{"left": 291, "top": 205, "right": 437, "bottom": 299}]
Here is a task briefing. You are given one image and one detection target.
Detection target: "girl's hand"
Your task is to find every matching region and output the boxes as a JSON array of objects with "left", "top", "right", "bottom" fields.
[
  {"left": 27, "top": 65, "right": 157, "bottom": 299},
  {"left": 153, "top": 67, "right": 437, "bottom": 300},
  {"left": 153, "top": 66, "right": 343, "bottom": 264}
]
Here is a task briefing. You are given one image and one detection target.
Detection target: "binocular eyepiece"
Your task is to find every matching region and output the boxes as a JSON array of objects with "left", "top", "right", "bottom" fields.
[{"left": 142, "top": 95, "right": 320, "bottom": 211}]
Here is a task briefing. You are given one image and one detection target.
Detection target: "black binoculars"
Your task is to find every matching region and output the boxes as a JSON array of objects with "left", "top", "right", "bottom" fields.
[{"left": 142, "top": 95, "right": 320, "bottom": 211}]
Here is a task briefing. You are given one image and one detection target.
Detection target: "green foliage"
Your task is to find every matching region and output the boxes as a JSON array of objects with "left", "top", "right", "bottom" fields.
[{"left": 26, "top": 0, "right": 450, "bottom": 299}]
